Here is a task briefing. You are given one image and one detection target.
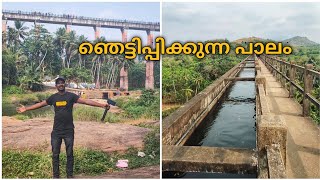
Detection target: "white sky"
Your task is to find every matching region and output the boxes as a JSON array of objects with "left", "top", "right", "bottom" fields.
[
  {"left": 163, "top": 2, "right": 320, "bottom": 43},
  {"left": 3, "top": 2, "right": 160, "bottom": 43}
]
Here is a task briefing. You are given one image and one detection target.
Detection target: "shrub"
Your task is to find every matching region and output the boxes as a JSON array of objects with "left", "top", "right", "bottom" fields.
[
  {"left": 116, "top": 90, "right": 160, "bottom": 119},
  {"left": 143, "top": 127, "right": 160, "bottom": 155},
  {"left": 3, "top": 85, "right": 25, "bottom": 95},
  {"left": 35, "top": 93, "right": 51, "bottom": 101}
]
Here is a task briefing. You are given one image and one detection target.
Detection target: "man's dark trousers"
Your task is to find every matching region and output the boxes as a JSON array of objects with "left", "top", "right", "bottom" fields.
[{"left": 51, "top": 131, "right": 74, "bottom": 178}]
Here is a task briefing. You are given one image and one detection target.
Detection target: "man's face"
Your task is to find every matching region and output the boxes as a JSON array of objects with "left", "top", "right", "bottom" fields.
[{"left": 56, "top": 80, "right": 65, "bottom": 91}]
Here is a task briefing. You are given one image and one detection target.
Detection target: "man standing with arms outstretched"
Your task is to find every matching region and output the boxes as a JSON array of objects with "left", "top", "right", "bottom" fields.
[{"left": 17, "top": 77, "right": 109, "bottom": 178}]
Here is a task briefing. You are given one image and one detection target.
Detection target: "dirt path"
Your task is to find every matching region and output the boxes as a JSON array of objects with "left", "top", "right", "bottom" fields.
[
  {"left": 76, "top": 165, "right": 160, "bottom": 179},
  {"left": 3, "top": 116, "right": 150, "bottom": 153},
  {"left": 258, "top": 59, "right": 320, "bottom": 178}
]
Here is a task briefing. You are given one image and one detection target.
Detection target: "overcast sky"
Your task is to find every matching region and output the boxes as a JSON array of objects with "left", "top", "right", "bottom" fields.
[
  {"left": 3, "top": 2, "right": 160, "bottom": 42},
  {"left": 163, "top": 2, "right": 320, "bottom": 44}
]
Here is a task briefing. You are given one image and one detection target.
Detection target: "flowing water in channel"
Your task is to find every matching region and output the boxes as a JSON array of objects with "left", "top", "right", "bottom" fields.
[{"left": 163, "top": 65, "right": 257, "bottom": 178}]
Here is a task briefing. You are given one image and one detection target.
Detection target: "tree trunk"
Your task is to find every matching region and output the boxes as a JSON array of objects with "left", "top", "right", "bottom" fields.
[
  {"left": 95, "top": 57, "right": 101, "bottom": 89},
  {"left": 35, "top": 50, "right": 47, "bottom": 71}
]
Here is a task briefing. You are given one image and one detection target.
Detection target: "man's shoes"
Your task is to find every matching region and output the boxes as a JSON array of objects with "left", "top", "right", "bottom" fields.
[
  {"left": 52, "top": 176, "right": 59, "bottom": 179},
  {"left": 67, "top": 175, "right": 74, "bottom": 179}
]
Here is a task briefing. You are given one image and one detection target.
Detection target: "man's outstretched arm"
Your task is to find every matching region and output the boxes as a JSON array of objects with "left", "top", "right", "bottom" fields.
[
  {"left": 17, "top": 100, "right": 48, "bottom": 113},
  {"left": 77, "top": 98, "right": 108, "bottom": 108}
]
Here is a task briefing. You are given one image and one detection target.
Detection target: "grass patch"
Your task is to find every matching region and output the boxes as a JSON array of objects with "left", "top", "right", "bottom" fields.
[
  {"left": 3, "top": 85, "right": 25, "bottom": 95},
  {"left": 13, "top": 114, "right": 30, "bottom": 120},
  {"left": 73, "top": 105, "right": 104, "bottom": 122},
  {"left": 3, "top": 91, "right": 53, "bottom": 117},
  {"left": 116, "top": 90, "right": 160, "bottom": 120},
  {"left": 2, "top": 150, "right": 52, "bottom": 178},
  {"left": 2, "top": 128, "right": 160, "bottom": 178},
  {"left": 3, "top": 95, "right": 54, "bottom": 118},
  {"left": 73, "top": 105, "right": 121, "bottom": 123},
  {"left": 3, "top": 89, "right": 160, "bottom": 123}
]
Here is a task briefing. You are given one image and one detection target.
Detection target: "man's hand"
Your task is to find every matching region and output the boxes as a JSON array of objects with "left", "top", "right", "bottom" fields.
[
  {"left": 16, "top": 101, "right": 48, "bottom": 113},
  {"left": 16, "top": 105, "right": 27, "bottom": 113},
  {"left": 105, "top": 103, "right": 110, "bottom": 110}
]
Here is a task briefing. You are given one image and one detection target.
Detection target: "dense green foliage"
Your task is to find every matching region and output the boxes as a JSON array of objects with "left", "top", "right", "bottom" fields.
[
  {"left": 2, "top": 20, "right": 159, "bottom": 90},
  {"left": 163, "top": 54, "right": 243, "bottom": 103},
  {"left": 128, "top": 61, "right": 160, "bottom": 90},
  {"left": 3, "top": 128, "right": 159, "bottom": 178},
  {"left": 280, "top": 45, "right": 320, "bottom": 71}
]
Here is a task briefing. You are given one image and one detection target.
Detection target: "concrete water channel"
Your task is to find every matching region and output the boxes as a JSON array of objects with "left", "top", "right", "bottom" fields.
[
  {"left": 180, "top": 61, "right": 257, "bottom": 178},
  {"left": 162, "top": 56, "right": 263, "bottom": 178}
]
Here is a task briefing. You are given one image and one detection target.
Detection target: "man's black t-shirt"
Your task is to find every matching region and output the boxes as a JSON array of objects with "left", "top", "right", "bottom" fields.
[{"left": 46, "top": 92, "right": 79, "bottom": 135}]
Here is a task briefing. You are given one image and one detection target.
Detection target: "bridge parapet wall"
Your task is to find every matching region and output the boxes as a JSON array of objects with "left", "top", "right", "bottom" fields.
[
  {"left": 256, "top": 55, "right": 287, "bottom": 178},
  {"left": 162, "top": 145, "right": 257, "bottom": 174}
]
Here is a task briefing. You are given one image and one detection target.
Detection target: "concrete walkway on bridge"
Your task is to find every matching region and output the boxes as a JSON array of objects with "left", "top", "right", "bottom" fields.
[{"left": 258, "top": 59, "right": 320, "bottom": 178}]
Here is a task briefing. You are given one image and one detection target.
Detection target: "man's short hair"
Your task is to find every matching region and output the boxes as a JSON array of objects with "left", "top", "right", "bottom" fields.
[{"left": 55, "top": 77, "right": 65, "bottom": 85}]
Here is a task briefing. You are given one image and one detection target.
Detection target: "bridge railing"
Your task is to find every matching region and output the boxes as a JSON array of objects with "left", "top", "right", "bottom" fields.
[
  {"left": 260, "top": 54, "right": 320, "bottom": 117},
  {"left": 2, "top": 9, "right": 160, "bottom": 26}
]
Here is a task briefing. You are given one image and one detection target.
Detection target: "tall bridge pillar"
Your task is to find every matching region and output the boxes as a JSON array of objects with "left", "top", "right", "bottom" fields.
[
  {"left": 120, "top": 28, "right": 129, "bottom": 91},
  {"left": 34, "top": 21, "right": 40, "bottom": 37},
  {"left": 65, "top": 23, "right": 71, "bottom": 33},
  {"left": 2, "top": 20, "right": 7, "bottom": 47},
  {"left": 121, "top": 27, "right": 128, "bottom": 42},
  {"left": 94, "top": 25, "right": 100, "bottom": 39},
  {"left": 93, "top": 25, "right": 101, "bottom": 89},
  {"left": 2, "top": 20, "right": 7, "bottom": 33},
  {"left": 120, "top": 66, "right": 128, "bottom": 91},
  {"left": 145, "top": 30, "right": 154, "bottom": 90}
]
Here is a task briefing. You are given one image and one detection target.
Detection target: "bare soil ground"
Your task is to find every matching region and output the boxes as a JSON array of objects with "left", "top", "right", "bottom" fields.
[{"left": 2, "top": 116, "right": 150, "bottom": 153}]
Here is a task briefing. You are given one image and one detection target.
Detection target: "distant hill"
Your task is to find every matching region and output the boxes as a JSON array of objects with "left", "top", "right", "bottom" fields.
[
  {"left": 282, "top": 36, "right": 319, "bottom": 46},
  {"left": 233, "top": 36, "right": 271, "bottom": 44},
  {"left": 233, "top": 36, "right": 319, "bottom": 47}
]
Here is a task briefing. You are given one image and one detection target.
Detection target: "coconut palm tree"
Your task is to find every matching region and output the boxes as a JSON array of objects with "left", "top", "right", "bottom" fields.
[
  {"left": 7, "top": 20, "right": 29, "bottom": 50},
  {"left": 91, "top": 36, "right": 107, "bottom": 89},
  {"left": 53, "top": 28, "right": 78, "bottom": 69},
  {"left": 64, "top": 31, "right": 78, "bottom": 68},
  {"left": 76, "top": 35, "right": 88, "bottom": 68}
]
